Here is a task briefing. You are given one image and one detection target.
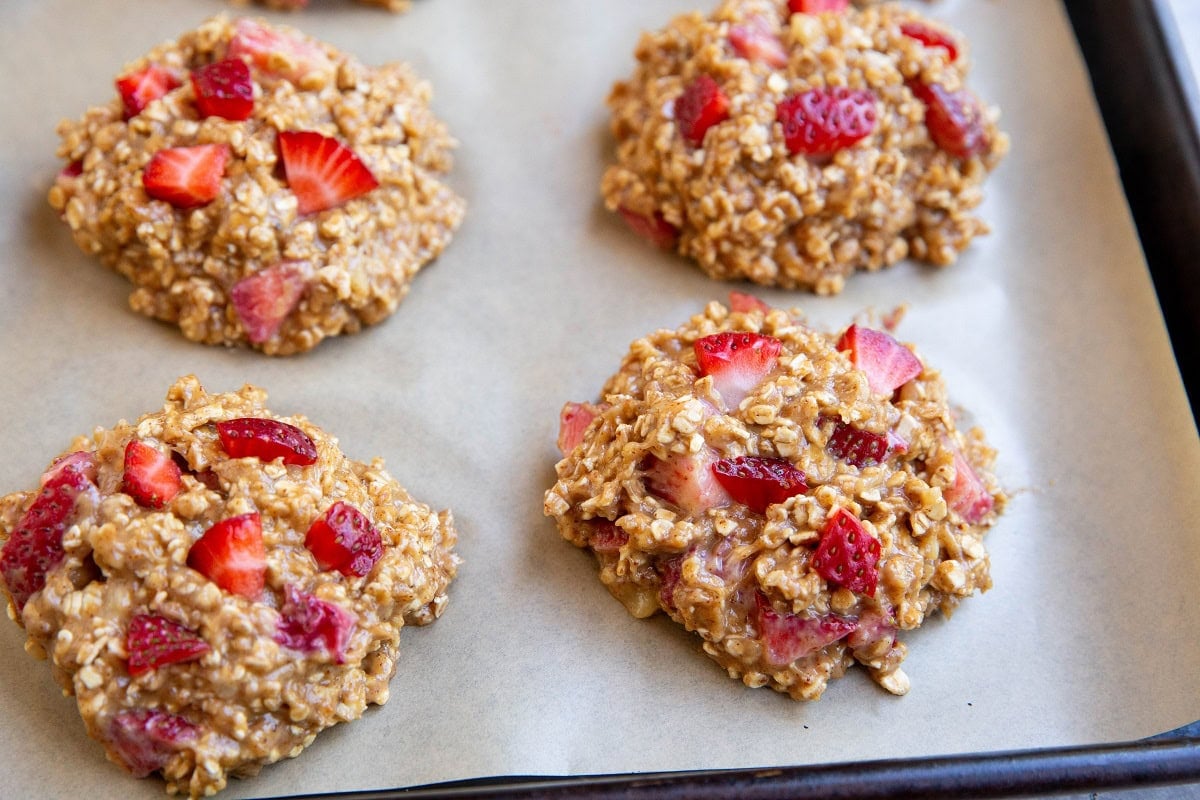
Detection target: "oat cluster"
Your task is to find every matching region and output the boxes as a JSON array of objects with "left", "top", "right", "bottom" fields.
[
  {"left": 602, "top": 0, "right": 1008, "bottom": 293},
  {"left": 49, "top": 16, "right": 463, "bottom": 354},
  {"left": 544, "top": 301, "right": 1004, "bottom": 700},
  {"left": 0, "top": 376, "right": 458, "bottom": 796}
]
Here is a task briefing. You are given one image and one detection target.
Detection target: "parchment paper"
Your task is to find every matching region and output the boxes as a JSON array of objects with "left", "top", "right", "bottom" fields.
[{"left": 0, "top": 1, "right": 1198, "bottom": 798}]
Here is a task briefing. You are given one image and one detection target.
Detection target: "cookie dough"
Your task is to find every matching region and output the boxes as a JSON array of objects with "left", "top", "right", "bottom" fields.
[
  {"left": 0, "top": 376, "right": 459, "bottom": 796},
  {"left": 544, "top": 298, "right": 1004, "bottom": 700},
  {"left": 49, "top": 16, "right": 464, "bottom": 354},
  {"left": 602, "top": 0, "right": 1007, "bottom": 293}
]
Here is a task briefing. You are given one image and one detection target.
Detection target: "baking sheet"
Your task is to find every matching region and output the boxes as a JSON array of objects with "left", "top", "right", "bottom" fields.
[{"left": 0, "top": 0, "right": 1198, "bottom": 797}]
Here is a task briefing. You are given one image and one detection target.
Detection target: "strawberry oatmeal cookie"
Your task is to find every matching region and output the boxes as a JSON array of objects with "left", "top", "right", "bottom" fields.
[
  {"left": 49, "top": 16, "right": 464, "bottom": 354},
  {"left": 544, "top": 296, "right": 1004, "bottom": 700},
  {"left": 0, "top": 376, "right": 458, "bottom": 796},
  {"left": 602, "top": 0, "right": 1007, "bottom": 293}
]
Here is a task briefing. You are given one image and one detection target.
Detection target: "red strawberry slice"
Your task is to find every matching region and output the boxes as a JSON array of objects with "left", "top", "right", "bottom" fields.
[
  {"left": 142, "top": 143, "right": 229, "bottom": 209},
  {"left": 274, "top": 584, "right": 357, "bottom": 663},
  {"left": 191, "top": 58, "right": 255, "bottom": 121},
  {"left": 909, "top": 81, "right": 988, "bottom": 159},
  {"left": 227, "top": 18, "right": 332, "bottom": 84},
  {"left": 122, "top": 440, "right": 183, "bottom": 509},
  {"left": 305, "top": 501, "right": 383, "bottom": 578},
  {"left": 643, "top": 449, "right": 731, "bottom": 515},
  {"left": 836, "top": 324, "right": 922, "bottom": 396},
  {"left": 826, "top": 421, "right": 894, "bottom": 468},
  {"left": 945, "top": 448, "right": 994, "bottom": 523},
  {"left": 753, "top": 592, "right": 856, "bottom": 665},
  {"left": 230, "top": 261, "right": 307, "bottom": 344},
  {"left": 105, "top": 709, "right": 199, "bottom": 778},
  {"left": 186, "top": 513, "right": 265, "bottom": 599},
  {"left": 41, "top": 450, "right": 97, "bottom": 486},
  {"left": 657, "top": 556, "right": 684, "bottom": 612},
  {"left": 812, "top": 507, "right": 880, "bottom": 595},
  {"left": 788, "top": 0, "right": 849, "bottom": 14},
  {"left": 728, "top": 290, "right": 770, "bottom": 314},
  {"left": 695, "top": 331, "right": 782, "bottom": 408},
  {"left": 126, "top": 614, "right": 210, "bottom": 676},
  {"left": 616, "top": 207, "right": 679, "bottom": 250},
  {"left": 557, "top": 402, "right": 600, "bottom": 455},
  {"left": 712, "top": 456, "right": 807, "bottom": 514},
  {"left": 216, "top": 417, "right": 318, "bottom": 466},
  {"left": 116, "top": 64, "right": 181, "bottom": 118},
  {"left": 675, "top": 74, "right": 730, "bottom": 147},
  {"left": 277, "top": 130, "right": 379, "bottom": 216},
  {"left": 0, "top": 465, "right": 94, "bottom": 610},
  {"left": 900, "top": 21, "right": 960, "bottom": 62},
  {"left": 728, "top": 17, "right": 788, "bottom": 69},
  {"left": 776, "top": 87, "right": 877, "bottom": 156},
  {"left": 586, "top": 520, "right": 628, "bottom": 553}
]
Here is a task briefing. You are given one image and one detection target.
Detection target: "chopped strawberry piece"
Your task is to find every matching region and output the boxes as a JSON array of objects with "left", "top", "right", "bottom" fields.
[
  {"left": 812, "top": 507, "right": 880, "bottom": 595},
  {"left": 945, "top": 448, "right": 994, "bottom": 523},
  {"left": 712, "top": 456, "right": 807, "bottom": 514},
  {"left": 909, "top": 81, "right": 988, "bottom": 158},
  {"left": 122, "top": 440, "right": 183, "bottom": 509},
  {"left": 675, "top": 74, "right": 730, "bottom": 146},
  {"left": 0, "top": 466, "right": 94, "bottom": 610},
  {"left": 900, "top": 21, "right": 960, "bottom": 62},
  {"left": 657, "top": 556, "right": 683, "bottom": 612},
  {"left": 305, "top": 501, "right": 383, "bottom": 578},
  {"left": 586, "top": 520, "right": 628, "bottom": 553},
  {"left": 557, "top": 402, "right": 600, "bottom": 455},
  {"left": 788, "top": 0, "right": 849, "bottom": 14},
  {"left": 116, "top": 64, "right": 180, "bottom": 118},
  {"left": 777, "top": 87, "right": 877, "bottom": 156},
  {"left": 191, "top": 58, "right": 255, "bottom": 121},
  {"left": 105, "top": 709, "right": 199, "bottom": 778},
  {"left": 277, "top": 130, "right": 379, "bottom": 215},
  {"left": 753, "top": 592, "right": 856, "bottom": 665},
  {"left": 186, "top": 513, "right": 265, "bottom": 599},
  {"left": 694, "top": 331, "right": 782, "bottom": 408},
  {"left": 230, "top": 261, "right": 307, "bottom": 344},
  {"left": 837, "top": 324, "right": 922, "bottom": 396},
  {"left": 728, "top": 17, "right": 788, "bottom": 69},
  {"left": 216, "top": 417, "right": 318, "bottom": 466},
  {"left": 227, "top": 18, "right": 332, "bottom": 84},
  {"left": 126, "top": 614, "right": 210, "bottom": 676},
  {"left": 41, "top": 450, "right": 97, "bottom": 486},
  {"left": 643, "top": 449, "right": 731, "bottom": 515},
  {"left": 728, "top": 290, "right": 770, "bottom": 314},
  {"left": 616, "top": 207, "right": 679, "bottom": 250},
  {"left": 826, "top": 421, "right": 894, "bottom": 468},
  {"left": 275, "top": 584, "right": 357, "bottom": 663},
  {"left": 59, "top": 160, "right": 83, "bottom": 179},
  {"left": 142, "top": 143, "right": 229, "bottom": 209}
]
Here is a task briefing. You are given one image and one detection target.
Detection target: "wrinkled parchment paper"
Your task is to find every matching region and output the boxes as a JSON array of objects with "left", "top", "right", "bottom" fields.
[{"left": 0, "top": 1, "right": 1197, "bottom": 797}]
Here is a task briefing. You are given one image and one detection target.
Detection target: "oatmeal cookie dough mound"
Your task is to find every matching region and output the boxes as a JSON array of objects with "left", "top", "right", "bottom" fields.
[
  {"left": 0, "top": 376, "right": 458, "bottom": 796},
  {"left": 544, "top": 297, "right": 1004, "bottom": 700},
  {"left": 49, "top": 16, "right": 464, "bottom": 354},
  {"left": 602, "top": 0, "right": 1007, "bottom": 293}
]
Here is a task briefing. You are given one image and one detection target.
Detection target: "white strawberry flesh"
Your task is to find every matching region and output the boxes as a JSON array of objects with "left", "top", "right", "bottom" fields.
[
  {"left": 643, "top": 449, "right": 731, "bottom": 515},
  {"left": 837, "top": 324, "right": 922, "bottom": 396}
]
